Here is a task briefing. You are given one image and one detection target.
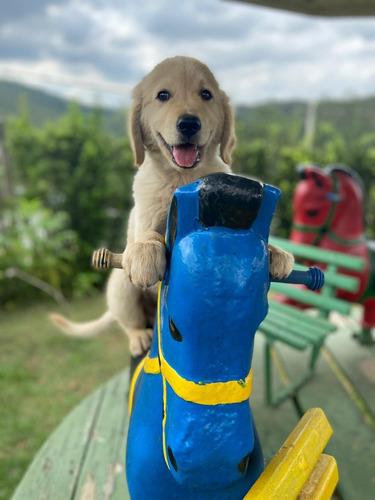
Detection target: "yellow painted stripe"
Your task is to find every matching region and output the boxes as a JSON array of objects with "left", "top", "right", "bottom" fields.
[
  {"left": 128, "top": 356, "right": 146, "bottom": 416},
  {"left": 160, "top": 353, "right": 253, "bottom": 405},
  {"left": 157, "top": 282, "right": 170, "bottom": 469},
  {"left": 144, "top": 356, "right": 160, "bottom": 374},
  {"left": 244, "top": 408, "right": 333, "bottom": 499},
  {"left": 297, "top": 454, "right": 338, "bottom": 500},
  {"left": 162, "top": 375, "right": 169, "bottom": 469}
]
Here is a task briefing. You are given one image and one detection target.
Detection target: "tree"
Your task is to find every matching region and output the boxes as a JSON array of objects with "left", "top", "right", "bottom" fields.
[{"left": 3, "top": 102, "right": 135, "bottom": 304}]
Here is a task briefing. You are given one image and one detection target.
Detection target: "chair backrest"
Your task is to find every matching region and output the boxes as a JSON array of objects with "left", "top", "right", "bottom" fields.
[{"left": 269, "top": 236, "right": 365, "bottom": 314}]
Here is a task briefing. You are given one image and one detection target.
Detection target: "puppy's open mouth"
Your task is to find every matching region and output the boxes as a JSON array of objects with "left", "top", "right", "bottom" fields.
[{"left": 159, "top": 135, "right": 201, "bottom": 168}]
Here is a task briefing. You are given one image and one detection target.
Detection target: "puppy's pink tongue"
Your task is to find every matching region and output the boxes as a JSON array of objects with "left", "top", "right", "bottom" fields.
[{"left": 173, "top": 144, "right": 198, "bottom": 167}]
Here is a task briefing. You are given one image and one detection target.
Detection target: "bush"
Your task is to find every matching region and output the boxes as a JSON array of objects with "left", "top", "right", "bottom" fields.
[{"left": 2, "top": 104, "right": 135, "bottom": 305}]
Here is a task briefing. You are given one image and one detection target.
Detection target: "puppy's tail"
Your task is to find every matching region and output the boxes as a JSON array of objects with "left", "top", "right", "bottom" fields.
[{"left": 48, "top": 311, "right": 115, "bottom": 338}]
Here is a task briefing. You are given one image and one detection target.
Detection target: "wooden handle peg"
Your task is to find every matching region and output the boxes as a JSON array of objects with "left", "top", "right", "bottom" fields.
[{"left": 92, "top": 248, "right": 123, "bottom": 270}]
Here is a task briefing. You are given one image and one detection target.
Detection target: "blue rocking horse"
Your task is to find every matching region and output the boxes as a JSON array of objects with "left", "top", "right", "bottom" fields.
[
  {"left": 93, "top": 173, "right": 323, "bottom": 499},
  {"left": 124, "top": 174, "right": 323, "bottom": 499}
]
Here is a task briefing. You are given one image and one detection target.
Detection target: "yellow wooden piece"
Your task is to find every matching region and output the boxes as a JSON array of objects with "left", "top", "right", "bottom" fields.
[
  {"left": 297, "top": 454, "right": 338, "bottom": 500},
  {"left": 244, "top": 408, "right": 333, "bottom": 500}
]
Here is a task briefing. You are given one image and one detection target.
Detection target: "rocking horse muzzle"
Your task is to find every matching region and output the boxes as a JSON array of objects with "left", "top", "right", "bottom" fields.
[{"left": 163, "top": 392, "right": 257, "bottom": 490}]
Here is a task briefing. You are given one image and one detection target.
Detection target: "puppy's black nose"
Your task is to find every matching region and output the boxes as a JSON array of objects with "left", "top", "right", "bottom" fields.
[{"left": 177, "top": 115, "right": 201, "bottom": 138}]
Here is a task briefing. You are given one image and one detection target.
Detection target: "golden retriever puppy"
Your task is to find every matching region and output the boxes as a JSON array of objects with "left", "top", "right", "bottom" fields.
[{"left": 50, "top": 56, "right": 293, "bottom": 356}]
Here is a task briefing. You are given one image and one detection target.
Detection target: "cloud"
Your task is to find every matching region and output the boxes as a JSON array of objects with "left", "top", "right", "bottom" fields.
[
  {"left": 133, "top": 0, "right": 252, "bottom": 42},
  {"left": 0, "top": 0, "right": 65, "bottom": 23},
  {"left": 0, "top": 0, "right": 374, "bottom": 106}
]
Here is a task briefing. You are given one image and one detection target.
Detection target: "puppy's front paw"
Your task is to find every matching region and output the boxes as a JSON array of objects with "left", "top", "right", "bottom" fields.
[
  {"left": 128, "top": 328, "right": 153, "bottom": 356},
  {"left": 268, "top": 244, "right": 294, "bottom": 279},
  {"left": 122, "top": 231, "right": 166, "bottom": 288}
]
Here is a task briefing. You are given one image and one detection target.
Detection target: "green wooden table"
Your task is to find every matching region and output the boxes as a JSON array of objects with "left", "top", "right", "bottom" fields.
[{"left": 12, "top": 371, "right": 130, "bottom": 500}]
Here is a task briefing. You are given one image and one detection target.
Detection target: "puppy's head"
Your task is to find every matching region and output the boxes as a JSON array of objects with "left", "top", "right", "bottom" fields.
[{"left": 129, "top": 56, "right": 236, "bottom": 169}]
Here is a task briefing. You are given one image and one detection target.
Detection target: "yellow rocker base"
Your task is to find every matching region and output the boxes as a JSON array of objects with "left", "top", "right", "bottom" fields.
[{"left": 244, "top": 408, "right": 338, "bottom": 499}]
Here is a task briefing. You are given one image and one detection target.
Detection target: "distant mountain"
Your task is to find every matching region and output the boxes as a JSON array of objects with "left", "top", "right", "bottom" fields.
[
  {"left": 0, "top": 81, "right": 127, "bottom": 138},
  {"left": 1, "top": 80, "right": 375, "bottom": 142},
  {"left": 236, "top": 97, "right": 375, "bottom": 144},
  {"left": 316, "top": 96, "right": 375, "bottom": 142}
]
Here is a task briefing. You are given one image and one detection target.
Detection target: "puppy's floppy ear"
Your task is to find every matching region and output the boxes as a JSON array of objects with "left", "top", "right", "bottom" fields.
[
  {"left": 220, "top": 90, "right": 236, "bottom": 166},
  {"left": 128, "top": 84, "right": 145, "bottom": 167}
]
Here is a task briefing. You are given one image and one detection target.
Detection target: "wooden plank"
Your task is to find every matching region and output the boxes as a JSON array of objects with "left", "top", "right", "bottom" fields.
[
  {"left": 259, "top": 321, "right": 309, "bottom": 349},
  {"left": 270, "top": 282, "right": 352, "bottom": 315},
  {"left": 269, "top": 237, "right": 365, "bottom": 271},
  {"left": 294, "top": 347, "right": 375, "bottom": 500},
  {"left": 269, "top": 301, "right": 335, "bottom": 331},
  {"left": 268, "top": 307, "right": 333, "bottom": 335},
  {"left": 297, "top": 454, "right": 339, "bottom": 500},
  {"left": 12, "top": 383, "right": 107, "bottom": 500},
  {"left": 266, "top": 313, "right": 328, "bottom": 343},
  {"left": 72, "top": 370, "right": 130, "bottom": 500}
]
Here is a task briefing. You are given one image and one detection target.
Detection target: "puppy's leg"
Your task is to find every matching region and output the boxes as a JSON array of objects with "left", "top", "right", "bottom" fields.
[
  {"left": 268, "top": 244, "right": 294, "bottom": 279},
  {"left": 122, "top": 231, "right": 166, "bottom": 289},
  {"left": 106, "top": 270, "right": 155, "bottom": 356},
  {"left": 125, "top": 326, "right": 154, "bottom": 357}
]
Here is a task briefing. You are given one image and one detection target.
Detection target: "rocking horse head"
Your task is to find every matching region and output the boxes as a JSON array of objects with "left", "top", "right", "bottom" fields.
[
  {"left": 126, "top": 173, "right": 281, "bottom": 499},
  {"left": 160, "top": 174, "right": 280, "bottom": 490},
  {"left": 291, "top": 164, "right": 366, "bottom": 249},
  {"left": 289, "top": 164, "right": 375, "bottom": 330}
]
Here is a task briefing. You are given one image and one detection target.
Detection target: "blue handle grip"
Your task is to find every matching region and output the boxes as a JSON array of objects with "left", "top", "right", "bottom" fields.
[{"left": 271, "top": 267, "right": 324, "bottom": 291}]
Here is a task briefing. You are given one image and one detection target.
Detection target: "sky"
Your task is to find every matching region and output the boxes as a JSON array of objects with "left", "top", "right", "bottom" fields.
[{"left": 0, "top": 0, "right": 375, "bottom": 108}]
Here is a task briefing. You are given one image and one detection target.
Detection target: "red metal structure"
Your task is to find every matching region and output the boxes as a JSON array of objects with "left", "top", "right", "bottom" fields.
[{"left": 290, "top": 164, "right": 375, "bottom": 339}]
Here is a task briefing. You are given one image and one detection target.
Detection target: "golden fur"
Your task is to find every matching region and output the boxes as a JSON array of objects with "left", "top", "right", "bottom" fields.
[{"left": 50, "top": 56, "right": 293, "bottom": 355}]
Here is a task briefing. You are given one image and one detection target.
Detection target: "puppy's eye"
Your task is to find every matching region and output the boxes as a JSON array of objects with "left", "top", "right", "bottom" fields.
[
  {"left": 157, "top": 90, "right": 170, "bottom": 102},
  {"left": 201, "top": 89, "right": 212, "bottom": 101}
]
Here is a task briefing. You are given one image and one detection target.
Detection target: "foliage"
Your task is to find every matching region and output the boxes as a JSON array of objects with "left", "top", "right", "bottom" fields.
[
  {"left": 0, "top": 197, "right": 77, "bottom": 304},
  {"left": 2, "top": 103, "right": 135, "bottom": 305}
]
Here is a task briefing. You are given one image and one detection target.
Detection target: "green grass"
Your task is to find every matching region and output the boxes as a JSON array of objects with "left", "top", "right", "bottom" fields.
[{"left": 0, "top": 296, "right": 129, "bottom": 500}]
